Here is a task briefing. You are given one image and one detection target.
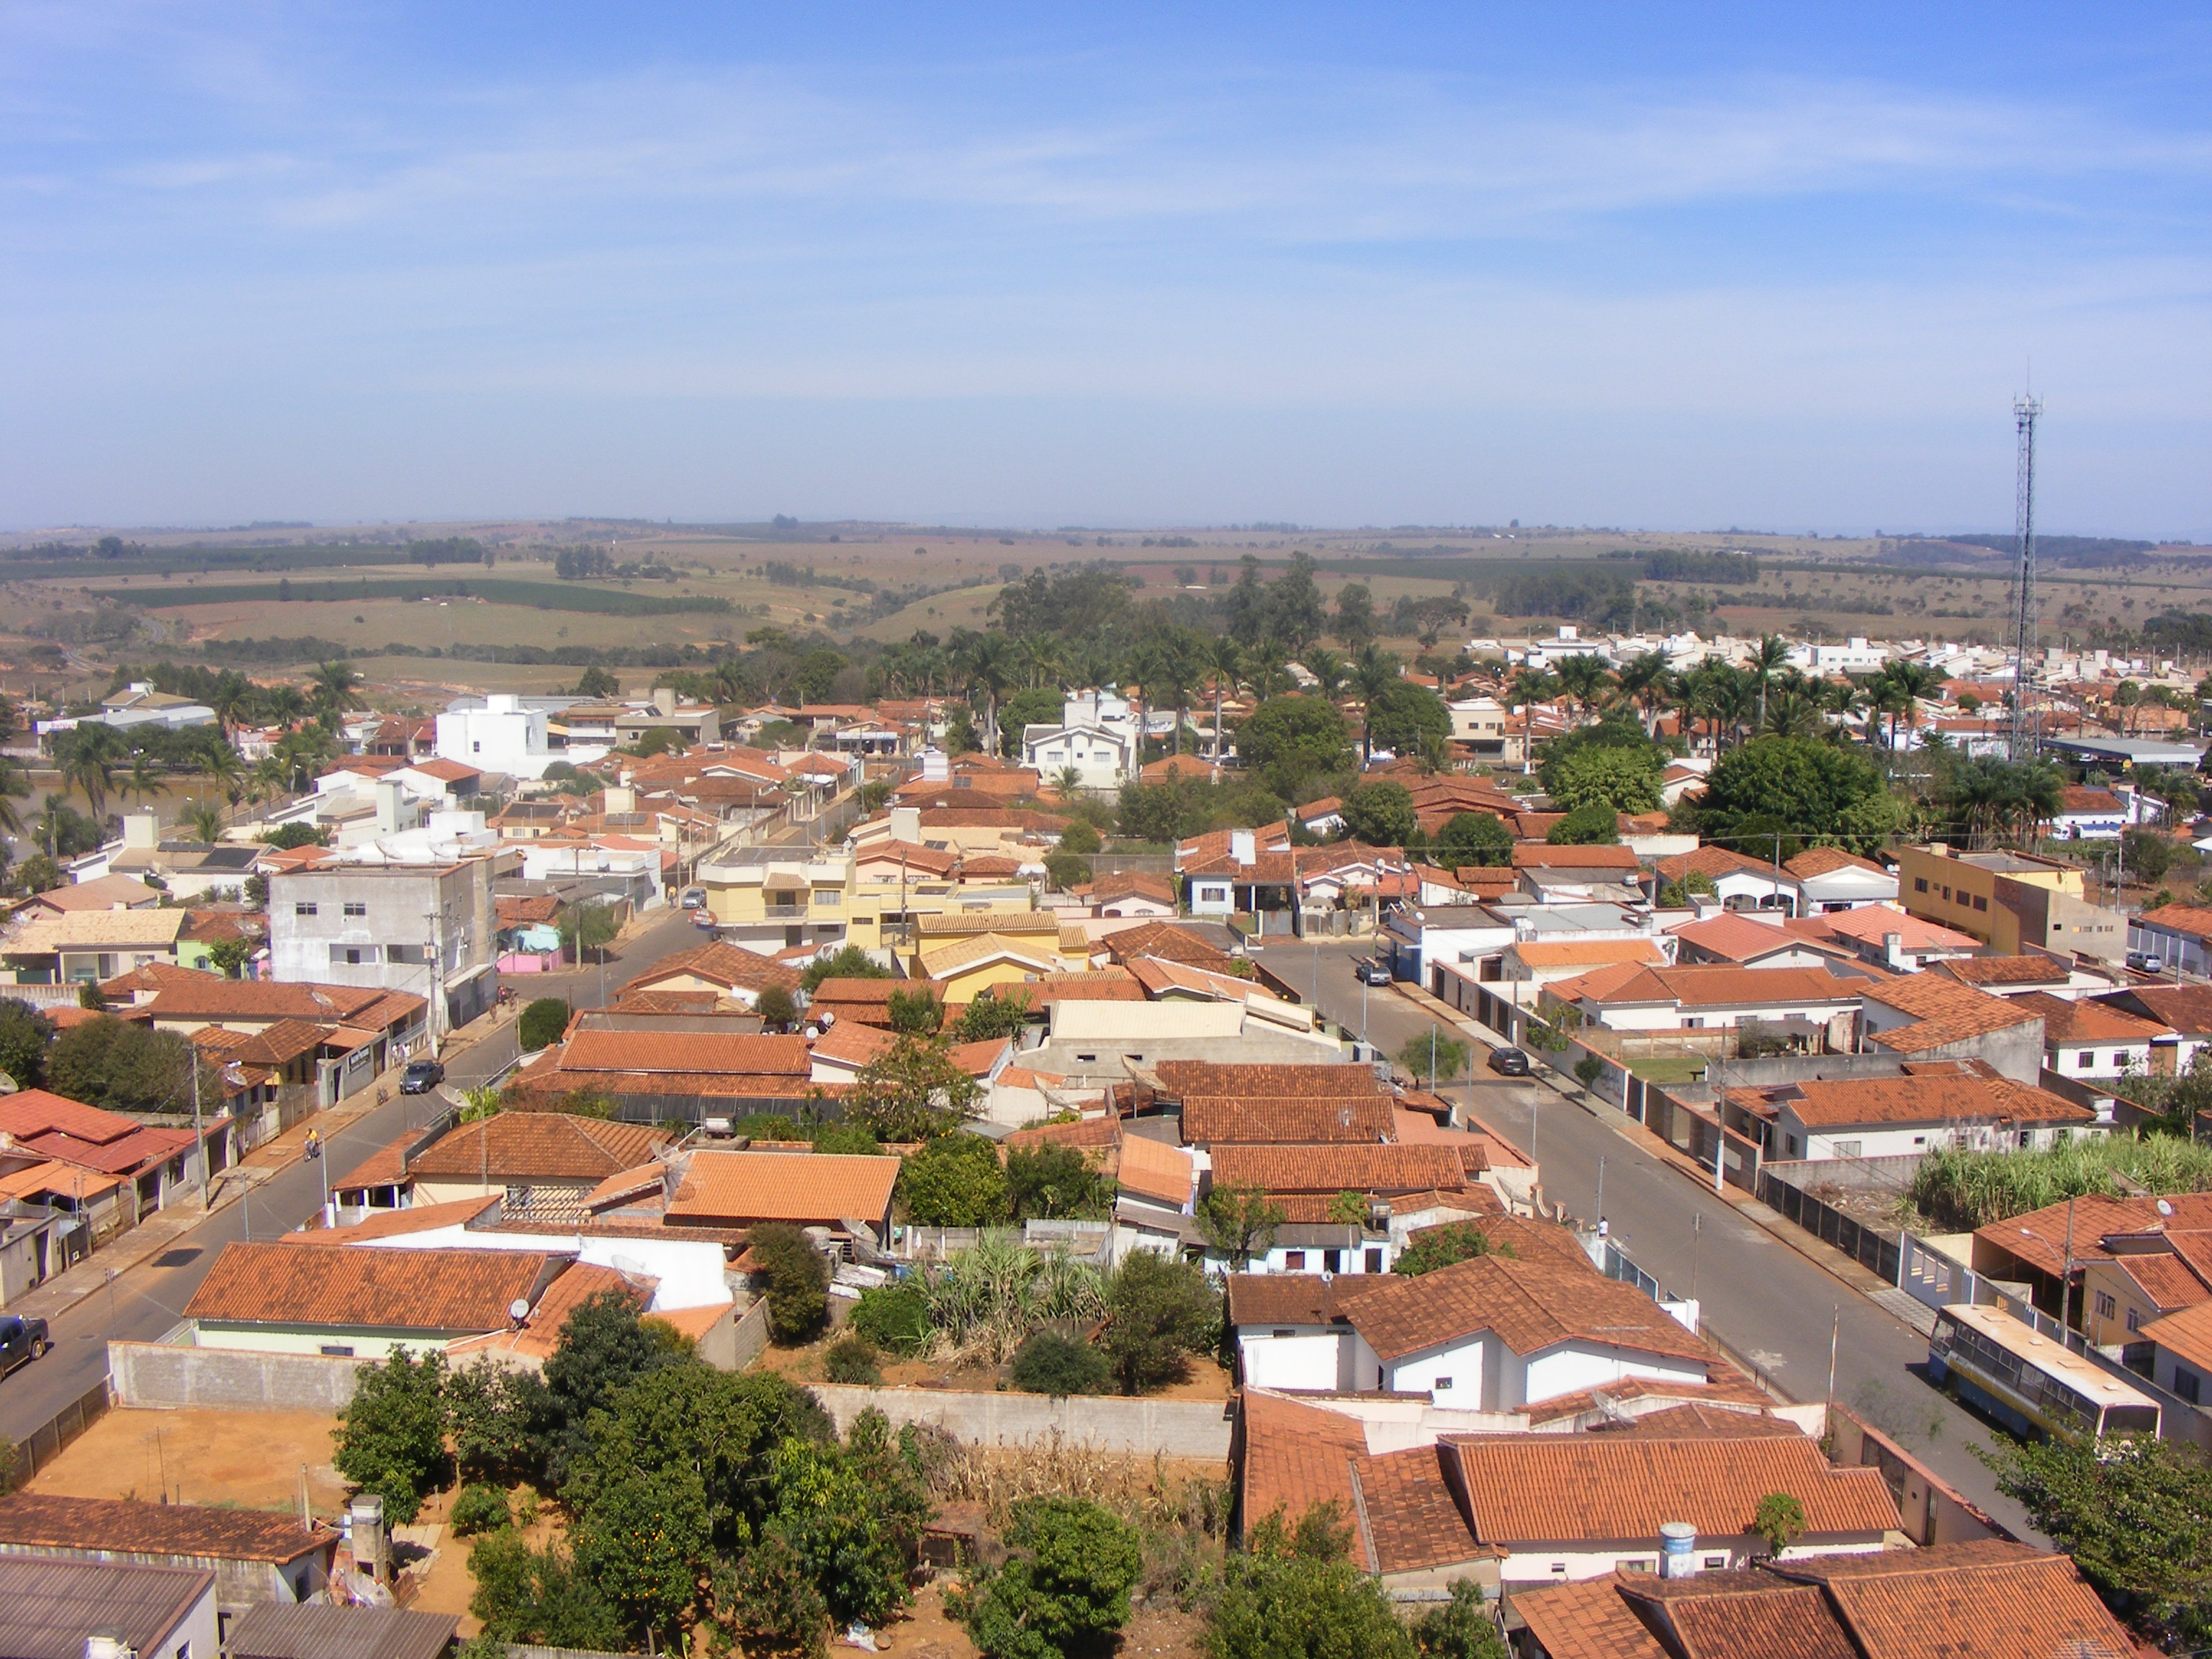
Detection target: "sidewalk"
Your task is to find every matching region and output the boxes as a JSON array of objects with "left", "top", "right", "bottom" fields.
[
  {"left": 1383, "top": 979, "right": 1920, "bottom": 1318},
  {"left": 4, "top": 1005, "right": 513, "bottom": 1328}
]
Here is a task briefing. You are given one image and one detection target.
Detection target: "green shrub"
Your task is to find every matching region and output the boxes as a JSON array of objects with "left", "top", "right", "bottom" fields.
[
  {"left": 1907, "top": 1133, "right": 2212, "bottom": 1231},
  {"left": 750, "top": 1223, "right": 830, "bottom": 1344},
  {"left": 951, "top": 1496, "right": 1142, "bottom": 1659},
  {"left": 824, "top": 1335, "right": 884, "bottom": 1385},
  {"left": 449, "top": 1481, "right": 511, "bottom": 1537},
  {"left": 1010, "top": 1332, "right": 1112, "bottom": 1398},
  {"left": 518, "top": 997, "right": 571, "bottom": 1052},
  {"left": 849, "top": 1282, "right": 932, "bottom": 1357}
]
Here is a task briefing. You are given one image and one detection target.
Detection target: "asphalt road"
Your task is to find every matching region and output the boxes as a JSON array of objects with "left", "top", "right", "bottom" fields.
[
  {"left": 1289, "top": 936, "right": 2039, "bottom": 1541},
  {"left": 0, "top": 905, "right": 707, "bottom": 1447}
]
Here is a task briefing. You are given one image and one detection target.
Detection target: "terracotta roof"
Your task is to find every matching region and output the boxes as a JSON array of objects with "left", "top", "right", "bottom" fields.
[
  {"left": 185, "top": 1242, "right": 560, "bottom": 1331},
  {"left": 919, "top": 932, "right": 1058, "bottom": 976},
  {"left": 1357, "top": 1444, "right": 1493, "bottom": 1573},
  {"left": 1226, "top": 1273, "right": 1370, "bottom": 1328},
  {"left": 2012, "top": 991, "right": 2170, "bottom": 1046},
  {"left": 2103, "top": 984, "right": 2212, "bottom": 1035},
  {"left": 914, "top": 910, "right": 1059, "bottom": 936},
  {"left": 1100, "top": 922, "right": 1233, "bottom": 968},
  {"left": 331, "top": 1130, "right": 413, "bottom": 1193},
  {"left": 854, "top": 840, "right": 961, "bottom": 877},
  {"left": 1976, "top": 1193, "right": 2212, "bottom": 1278},
  {"left": 1654, "top": 845, "right": 1779, "bottom": 881},
  {"left": 1666, "top": 912, "right": 1807, "bottom": 963},
  {"left": 1771, "top": 1542, "right": 2138, "bottom": 1659},
  {"left": 1774, "top": 1074, "right": 2094, "bottom": 1130},
  {"left": 1344, "top": 1253, "right": 1716, "bottom": 1366},
  {"left": 141, "top": 978, "right": 415, "bottom": 1024},
  {"left": 0, "top": 1493, "right": 335, "bottom": 1565},
  {"left": 1862, "top": 975, "right": 2041, "bottom": 1051},
  {"left": 2137, "top": 903, "right": 2212, "bottom": 943},
  {"left": 948, "top": 1036, "right": 1012, "bottom": 1076},
  {"left": 1209, "top": 1143, "right": 1467, "bottom": 1195},
  {"left": 1444, "top": 1434, "right": 1897, "bottom": 1544},
  {"left": 1001, "top": 1114, "right": 1116, "bottom": 1152},
  {"left": 1510, "top": 1578, "right": 1671, "bottom": 1659},
  {"left": 1510, "top": 843, "right": 1641, "bottom": 870},
  {"left": 405, "top": 1112, "right": 666, "bottom": 1181},
  {"left": 1081, "top": 871, "right": 1178, "bottom": 905},
  {"left": 1027, "top": 973, "right": 1146, "bottom": 1004},
  {"left": 669, "top": 1149, "right": 899, "bottom": 1226},
  {"left": 495, "top": 894, "right": 562, "bottom": 927},
  {"left": 558, "top": 1030, "right": 811, "bottom": 1076},
  {"left": 0, "top": 1088, "right": 141, "bottom": 1147},
  {"left": 1512, "top": 938, "right": 1668, "bottom": 969},
  {"left": 1933, "top": 954, "right": 2072, "bottom": 988},
  {"left": 403, "top": 757, "right": 480, "bottom": 783},
  {"left": 1238, "top": 1390, "right": 1367, "bottom": 1539},
  {"left": 1151, "top": 1061, "right": 1386, "bottom": 1100},
  {"left": 621, "top": 941, "right": 803, "bottom": 997},
  {"left": 2140, "top": 1297, "right": 2212, "bottom": 1376},
  {"left": 1580, "top": 964, "right": 1863, "bottom": 1011},
  {"left": 6, "top": 908, "right": 189, "bottom": 951},
  {"left": 2110, "top": 1251, "right": 2212, "bottom": 1313},
  {"left": 1784, "top": 846, "right": 1891, "bottom": 881},
  {"left": 1180, "top": 1092, "right": 1396, "bottom": 1146},
  {"left": 809, "top": 1021, "right": 895, "bottom": 1068},
  {"left": 1116, "top": 1133, "right": 1195, "bottom": 1207},
  {"left": 33, "top": 873, "right": 161, "bottom": 912},
  {"left": 448, "top": 1262, "right": 649, "bottom": 1363},
  {"left": 283, "top": 1195, "right": 502, "bottom": 1244},
  {"left": 1815, "top": 907, "right": 1981, "bottom": 950}
]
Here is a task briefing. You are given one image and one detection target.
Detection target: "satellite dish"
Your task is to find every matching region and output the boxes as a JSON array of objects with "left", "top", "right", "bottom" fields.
[
  {"left": 2158, "top": 1200, "right": 2175, "bottom": 1218},
  {"left": 508, "top": 1299, "right": 531, "bottom": 1324}
]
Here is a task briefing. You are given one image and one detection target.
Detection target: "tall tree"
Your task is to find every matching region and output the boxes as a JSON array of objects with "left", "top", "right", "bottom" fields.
[
  {"left": 1749, "top": 634, "right": 1792, "bottom": 732},
  {"left": 310, "top": 660, "right": 367, "bottom": 717}
]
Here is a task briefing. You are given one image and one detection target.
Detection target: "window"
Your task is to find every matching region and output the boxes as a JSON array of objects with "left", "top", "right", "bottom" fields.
[
  {"left": 343, "top": 901, "right": 367, "bottom": 917},
  {"left": 1704, "top": 1556, "right": 1726, "bottom": 1570},
  {"left": 1323, "top": 1249, "right": 1342, "bottom": 1273},
  {"left": 1271, "top": 1328, "right": 1293, "bottom": 1339},
  {"left": 2077, "top": 1051, "right": 2095, "bottom": 1069},
  {"left": 2108, "top": 1053, "right": 2125, "bottom": 1070},
  {"left": 816, "top": 889, "right": 841, "bottom": 907},
  {"left": 295, "top": 902, "right": 318, "bottom": 917},
  {"left": 2127, "top": 1308, "right": 2142, "bottom": 1332},
  {"left": 1832, "top": 1140, "right": 1862, "bottom": 1159},
  {"left": 385, "top": 943, "right": 425, "bottom": 964},
  {"left": 2095, "top": 1292, "right": 2117, "bottom": 1319},
  {"left": 1914, "top": 877, "right": 1929, "bottom": 893},
  {"left": 1550, "top": 1563, "right": 1568, "bottom": 1576},
  {"left": 330, "top": 945, "right": 370, "bottom": 966},
  {"left": 472, "top": 741, "right": 482, "bottom": 753},
  {"left": 319, "top": 1344, "right": 354, "bottom": 1358},
  {"left": 1282, "top": 1251, "right": 1306, "bottom": 1270},
  {"left": 1365, "top": 1248, "right": 1384, "bottom": 1274},
  {"left": 1434, "top": 1376, "right": 1453, "bottom": 1390},
  {"left": 2176, "top": 1367, "right": 2202, "bottom": 1406},
  {"left": 1974, "top": 895, "right": 1988, "bottom": 912}
]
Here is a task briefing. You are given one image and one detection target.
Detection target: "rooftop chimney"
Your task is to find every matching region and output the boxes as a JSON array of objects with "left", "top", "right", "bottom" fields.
[{"left": 348, "top": 1493, "right": 387, "bottom": 1584}]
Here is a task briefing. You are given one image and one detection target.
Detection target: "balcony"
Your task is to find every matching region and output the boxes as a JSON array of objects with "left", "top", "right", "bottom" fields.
[{"left": 762, "top": 904, "right": 809, "bottom": 920}]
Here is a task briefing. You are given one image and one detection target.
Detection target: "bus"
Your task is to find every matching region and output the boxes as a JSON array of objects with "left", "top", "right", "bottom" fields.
[{"left": 1928, "top": 1303, "right": 2161, "bottom": 1440}]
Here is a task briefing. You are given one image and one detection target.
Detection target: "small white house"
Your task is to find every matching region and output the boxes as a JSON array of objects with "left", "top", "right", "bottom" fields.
[
  {"left": 2018, "top": 991, "right": 2170, "bottom": 1079},
  {"left": 1022, "top": 690, "right": 1138, "bottom": 789},
  {"left": 1784, "top": 848, "right": 1899, "bottom": 912},
  {"left": 1762, "top": 1071, "right": 2103, "bottom": 1163}
]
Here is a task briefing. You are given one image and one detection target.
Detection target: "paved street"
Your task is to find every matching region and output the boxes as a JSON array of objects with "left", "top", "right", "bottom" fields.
[
  {"left": 0, "top": 904, "right": 706, "bottom": 1447},
  {"left": 1290, "top": 936, "right": 2038, "bottom": 1540}
]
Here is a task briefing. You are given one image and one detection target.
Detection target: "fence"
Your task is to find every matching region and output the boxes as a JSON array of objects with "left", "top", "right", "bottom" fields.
[
  {"left": 728, "top": 1298, "right": 771, "bottom": 1372},
  {"left": 807, "top": 1382, "right": 1234, "bottom": 1457},
  {"left": 109, "top": 1333, "right": 366, "bottom": 1412},
  {"left": 0, "top": 1377, "right": 111, "bottom": 1493},
  {"left": 1755, "top": 1160, "right": 1911, "bottom": 1284}
]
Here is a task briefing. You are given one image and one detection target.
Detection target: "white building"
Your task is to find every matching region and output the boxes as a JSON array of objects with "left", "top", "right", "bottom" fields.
[
  {"left": 1022, "top": 690, "right": 1139, "bottom": 788},
  {"left": 1763, "top": 1071, "right": 2104, "bottom": 1163},
  {"left": 437, "top": 693, "right": 608, "bottom": 779},
  {"left": 36, "top": 681, "right": 217, "bottom": 737},
  {"left": 1786, "top": 636, "right": 1891, "bottom": 676},
  {"left": 267, "top": 854, "right": 500, "bottom": 1039}
]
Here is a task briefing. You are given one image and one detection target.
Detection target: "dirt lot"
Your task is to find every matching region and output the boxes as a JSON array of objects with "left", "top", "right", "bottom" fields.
[
  {"left": 751, "top": 1329, "right": 1234, "bottom": 1403},
  {"left": 27, "top": 1406, "right": 349, "bottom": 1514}
]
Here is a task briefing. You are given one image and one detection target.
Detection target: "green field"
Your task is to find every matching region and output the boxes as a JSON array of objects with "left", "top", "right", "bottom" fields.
[{"left": 102, "top": 576, "right": 732, "bottom": 616}]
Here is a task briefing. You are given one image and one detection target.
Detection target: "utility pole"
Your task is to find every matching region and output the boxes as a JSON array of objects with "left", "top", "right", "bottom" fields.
[
  {"left": 2008, "top": 395, "right": 2044, "bottom": 763},
  {"left": 189, "top": 1050, "right": 211, "bottom": 1210}
]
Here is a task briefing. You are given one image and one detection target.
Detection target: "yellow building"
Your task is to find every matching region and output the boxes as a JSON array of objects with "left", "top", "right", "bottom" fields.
[
  {"left": 908, "top": 912, "right": 1093, "bottom": 997},
  {"left": 696, "top": 843, "right": 1040, "bottom": 962},
  {"left": 1893, "top": 843, "right": 2124, "bottom": 963}
]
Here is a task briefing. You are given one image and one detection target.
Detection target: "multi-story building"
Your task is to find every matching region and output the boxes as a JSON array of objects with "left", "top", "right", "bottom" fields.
[
  {"left": 694, "top": 841, "right": 1038, "bottom": 961},
  {"left": 1893, "top": 842, "right": 2125, "bottom": 963},
  {"left": 268, "top": 859, "right": 500, "bottom": 1040},
  {"left": 435, "top": 692, "right": 607, "bottom": 778}
]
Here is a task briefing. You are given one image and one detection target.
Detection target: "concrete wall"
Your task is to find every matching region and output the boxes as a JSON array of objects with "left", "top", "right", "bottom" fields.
[
  {"left": 806, "top": 1383, "right": 1233, "bottom": 1457},
  {"left": 109, "top": 1336, "right": 365, "bottom": 1411},
  {"left": 728, "top": 1297, "right": 770, "bottom": 1372},
  {"left": 1829, "top": 1405, "right": 2008, "bottom": 1547},
  {"left": 269, "top": 859, "right": 496, "bottom": 1028}
]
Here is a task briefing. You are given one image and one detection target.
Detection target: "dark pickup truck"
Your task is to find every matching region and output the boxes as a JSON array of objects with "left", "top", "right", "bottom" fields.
[{"left": 0, "top": 1313, "right": 50, "bottom": 1378}]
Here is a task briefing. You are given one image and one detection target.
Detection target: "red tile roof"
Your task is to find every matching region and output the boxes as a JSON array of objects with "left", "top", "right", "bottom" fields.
[
  {"left": 404, "top": 1112, "right": 667, "bottom": 1182},
  {"left": 1511, "top": 843, "right": 1641, "bottom": 869},
  {"left": 1445, "top": 1434, "right": 1897, "bottom": 1544},
  {"left": 1180, "top": 1093, "right": 1396, "bottom": 1146},
  {"left": 1151, "top": 1061, "right": 1387, "bottom": 1100},
  {"left": 669, "top": 1149, "right": 899, "bottom": 1227},
  {"left": 1208, "top": 1142, "right": 1467, "bottom": 1195},
  {"left": 1344, "top": 1253, "right": 1716, "bottom": 1366},
  {"left": 557, "top": 1030, "right": 811, "bottom": 1076},
  {"left": 1578, "top": 964, "right": 1863, "bottom": 1011},
  {"left": 1784, "top": 847, "right": 1891, "bottom": 880},
  {"left": 2011, "top": 991, "right": 2169, "bottom": 1046},
  {"left": 621, "top": 941, "right": 803, "bottom": 997},
  {"left": 185, "top": 1242, "right": 559, "bottom": 1331},
  {"left": 1773, "top": 1074, "right": 2093, "bottom": 1130},
  {"left": 0, "top": 1493, "right": 335, "bottom": 1565}
]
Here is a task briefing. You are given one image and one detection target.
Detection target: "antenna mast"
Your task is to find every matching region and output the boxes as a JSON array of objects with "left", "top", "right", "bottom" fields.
[{"left": 2008, "top": 395, "right": 2044, "bottom": 763}]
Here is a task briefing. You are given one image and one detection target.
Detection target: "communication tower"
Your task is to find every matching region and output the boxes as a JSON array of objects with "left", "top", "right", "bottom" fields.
[{"left": 2008, "top": 395, "right": 2044, "bottom": 762}]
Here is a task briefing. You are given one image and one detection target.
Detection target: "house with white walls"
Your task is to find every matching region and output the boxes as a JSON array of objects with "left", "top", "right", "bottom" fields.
[
  {"left": 2013, "top": 992, "right": 2170, "bottom": 1080},
  {"left": 1783, "top": 847, "right": 1899, "bottom": 912},
  {"left": 1752, "top": 1068, "right": 2105, "bottom": 1163},
  {"left": 1022, "top": 690, "right": 1138, "bottom": 789}
]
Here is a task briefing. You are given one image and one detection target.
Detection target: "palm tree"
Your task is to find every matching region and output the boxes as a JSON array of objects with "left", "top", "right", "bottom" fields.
[
  {"left": 1352, "top": 643, "right": 1400, "bottom": 765},
  {"left": 58, "top": 727, "right": 121, "bottom": 820},
  {"left": 309, "top": 661, "right": 366, "bottom": 719},
  {"left": 1748, "top": 634, "right": 1792, "bottom": 733},
  {"left": 1053, "top": 765, "right": 1083, "bottom": 801},
  {"left": 1206, "top": 638, "right": 1244, "bottom": 773},
  {"left": 1146, "top": 629, "right": 1205, "bottom": 756},
  {"left": 199, "top": 740, "right": 246, "bottom": 806},
  {"left": 264, "top": 685, "right": 309, "bottom": 727},
  {"left": 126, "top": 748, "right": 162, "bottom": 809},
  {"left": 1506, "top": 664, "right": 1560, "bottom": 773},
  {"left": 957, "top": 632, "right": 1017, "bottom": 755},
  {"left": 0, "top": 758, "right": 27, "bottom": 839},
  {"left": 182, "top": 799, "right": 226, "bottom": 844},
  {"left": 1614, "top": 650, "right": 1673, "bottom": 738},
  {"left": 1247, "top": 640, "right": 1294, "bottom": 701},
  {"left": 1552, "top": 653, "right": 1614, "bottom": 719},
  {"left": 1015, "top": 633, "right": 1063, "bottom": 692},
  {"left": 1762, "top": 691, "right": 1822, "bottom": 740},
  {"left": 248, "top": 755, "right": 289, "bottom": 804},
  {"left": 1303, "top": 647, "right": 1348, "bottom": 702}
]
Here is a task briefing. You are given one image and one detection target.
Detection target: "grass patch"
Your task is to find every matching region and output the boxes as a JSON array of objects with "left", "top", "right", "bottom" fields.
[
  {"left": 1627, "top": 1055, "right": 1707, "bottom": 1085},
  {"left": 1907, "top": 1134, "right": 2212, "bottom": 1232},
  {"left": 109, "top": 577, "right": 731, "bottom": 616}
]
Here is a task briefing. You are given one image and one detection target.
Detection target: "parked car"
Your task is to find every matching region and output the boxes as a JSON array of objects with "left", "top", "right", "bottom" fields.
[
  {"left": 0, "top": 1314, "right": 50, "bottom": 1378},
  {"left": 1354, "top": 958, "right": 1393, "bottom": 986},
  {"left": 680, "top": 888, "right": 707, "bottom": 910},
  {"left": 691, "top": 909, "right": 719, "bottom": 930},
  {"left": 399, "top": 1059, "right": 446, "bottom": 1095},
  {"left": 2126, "top": 951, "right": 2164, "bottom": 974},
  {"left": 1486, "top": 1046, "right": 1532, "bottom": 1076}
]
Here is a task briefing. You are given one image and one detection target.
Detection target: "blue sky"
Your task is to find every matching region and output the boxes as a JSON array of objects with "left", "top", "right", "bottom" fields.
[{"left": 4, "top": 4, "right": 2208, "bottom": 536}]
